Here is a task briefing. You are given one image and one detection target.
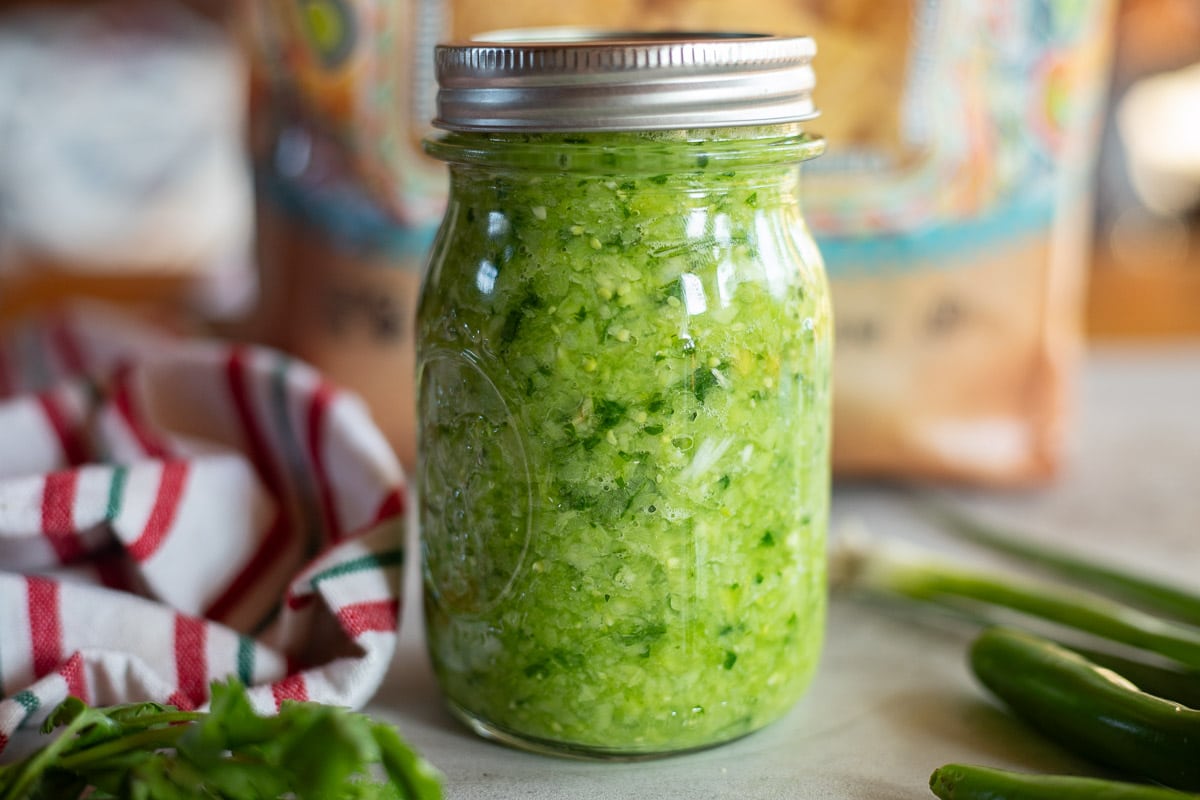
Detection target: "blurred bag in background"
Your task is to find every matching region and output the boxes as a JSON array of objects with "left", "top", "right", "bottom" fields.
[
  {"left": 802, "top": 1, "right": 1116, "bottom": 484},
  {"left": 450, "top": 0, "right": 1117, "bottom": 485},
  {"left": 248, "top": 0, "right": 449, "bottom": 471}
]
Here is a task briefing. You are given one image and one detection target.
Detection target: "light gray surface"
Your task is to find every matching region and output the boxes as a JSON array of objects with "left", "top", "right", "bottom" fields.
[{"left": 371, "top": 344, "right": 1200, "bottom": 799}]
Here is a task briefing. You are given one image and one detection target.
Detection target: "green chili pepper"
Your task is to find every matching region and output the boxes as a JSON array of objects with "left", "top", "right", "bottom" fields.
[
  {"left": 930, "top": 763, "right": 1199, "bottom": 800},
  {"left": 1067, "top": 645, "right": 1200, "bottom": 710},
  {"left": 970, "top": 627, "right": 1200, "bottom": 791}
]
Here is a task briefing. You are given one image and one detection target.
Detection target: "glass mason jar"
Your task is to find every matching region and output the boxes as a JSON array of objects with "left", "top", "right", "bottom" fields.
[{"left": 417, "top": 31, "right": 832, "bottom": 759}]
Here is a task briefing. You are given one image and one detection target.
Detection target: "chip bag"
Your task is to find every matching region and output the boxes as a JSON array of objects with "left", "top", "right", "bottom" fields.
[{"left": 803, "top": 0, "right": 1116, "bottom": 483}]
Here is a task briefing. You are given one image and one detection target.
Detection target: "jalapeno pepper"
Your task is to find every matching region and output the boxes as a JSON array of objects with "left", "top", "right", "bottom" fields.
[
  {"left": 970, "top": 627, "right": 1200, "bottom": 791},
  {"left": 1068, "top": 644, "right": 1200, "bottom": 711},
  {"left": 930, "top": 763, "right": 1198, "bottom": 800}
]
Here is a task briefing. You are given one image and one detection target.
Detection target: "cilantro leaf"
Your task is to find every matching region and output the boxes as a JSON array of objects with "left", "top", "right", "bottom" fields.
[{"left": 0, "top": 680, "right": 443, "bottom": 800}]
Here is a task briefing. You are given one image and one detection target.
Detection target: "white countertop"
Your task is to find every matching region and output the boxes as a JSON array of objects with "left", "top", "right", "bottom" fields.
[{"left": 371, "top": 344, "right": 1200, "bottom": 799}]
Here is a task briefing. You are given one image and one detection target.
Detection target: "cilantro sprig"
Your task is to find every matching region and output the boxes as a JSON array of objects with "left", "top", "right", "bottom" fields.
[{"left": 0, "top": 679, "right": 443, "bottom": 800}]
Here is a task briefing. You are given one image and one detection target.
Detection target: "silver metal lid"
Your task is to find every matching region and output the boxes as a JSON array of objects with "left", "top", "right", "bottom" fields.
[{"left": 433, "top": 29, "right": 818, "bottom": 132}]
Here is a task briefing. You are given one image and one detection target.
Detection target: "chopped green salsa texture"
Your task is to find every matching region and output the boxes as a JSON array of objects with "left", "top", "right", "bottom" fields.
[{"left": 418, "top": 129, "right": 831, "bottom": 755}]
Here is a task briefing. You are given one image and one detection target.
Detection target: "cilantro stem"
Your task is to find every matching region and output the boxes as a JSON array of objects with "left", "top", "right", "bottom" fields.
[
  {"left": 0, "top": 709, "right": 94, "bottom": 799},
  {"left": 106, "top": 710, "right": 206, "bottom": 729},
  {"left": 55, "top": 724, "right": 190, "bottom": 771}
]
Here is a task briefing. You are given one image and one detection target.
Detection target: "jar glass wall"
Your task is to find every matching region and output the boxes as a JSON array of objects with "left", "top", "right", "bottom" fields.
[{"left": 417, "top": 125, "right": 831, "bottom": 758}]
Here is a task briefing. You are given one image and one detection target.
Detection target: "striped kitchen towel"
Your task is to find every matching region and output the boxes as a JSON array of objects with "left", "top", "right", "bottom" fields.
[{"left": 0, "top": 305, "right": 408, "bottom": 752}]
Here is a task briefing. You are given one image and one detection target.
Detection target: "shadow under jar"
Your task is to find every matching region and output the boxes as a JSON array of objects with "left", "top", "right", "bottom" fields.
[{"left": 417, "top": 30, "right": 832, "bottom": 759}]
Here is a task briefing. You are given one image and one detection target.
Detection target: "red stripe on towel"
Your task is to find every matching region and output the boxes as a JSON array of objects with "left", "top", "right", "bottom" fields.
[
  {"left": 0, "top": 340, "right": 12, "bottom": 398},
  {"left": 226, "top": 347, "right": 282, "bottom": 496},
  {"left": 27, "top": 577, "right": 63, "bottom": 678},
  {"left": 112, "top": 366, "right": 169, "bottom": 458},
  {"left": 41, "top": 470, "right": 84, "bottom": 563},
  {"left": 165, "top": 690, "right": 196, "bottom": 711},
  {"left": 37, "top": 392, "right": 87, "bottom": 466},
  {"left": 204, "top": 512, "right": 289, "bottom": 623},
  {"left": 336, "top": 599, "right": 400, "bottom": 638},
  {"left": 373, "top": 488, "right": 406, "bottom": 525},
  {"left": 49, "top": 315, "right": 87, "bottom": 377},
  {"left": 285, "top": 592, "right": 316, "bottom": 611},
  {"left": 271, "top": 673, "right": 308, "bottom": 708},
  {"left": 307, "top": 382, "right": 340, "bottom": 542},
  {"left": 174, "top": 614, "right": 208, "bottom": 708},
  {"left": 126, "top": 461, "right": 189, "bottom": 562},
  {"left": 59, "top": 652, "right": 89, "bottom": 703}
]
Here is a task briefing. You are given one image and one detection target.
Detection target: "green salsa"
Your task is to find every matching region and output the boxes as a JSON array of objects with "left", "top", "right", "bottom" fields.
[{"left": 417, "top": 129, "right": 831, "bottom": 757}]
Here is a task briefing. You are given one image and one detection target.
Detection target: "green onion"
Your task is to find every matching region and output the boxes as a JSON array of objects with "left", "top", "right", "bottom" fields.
[
  {"left": 830, "top": 526, "right": 1200, "bottom": 668},
  {"left": 920, "top": 498, "right": 1200, "bottom": 626}
]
